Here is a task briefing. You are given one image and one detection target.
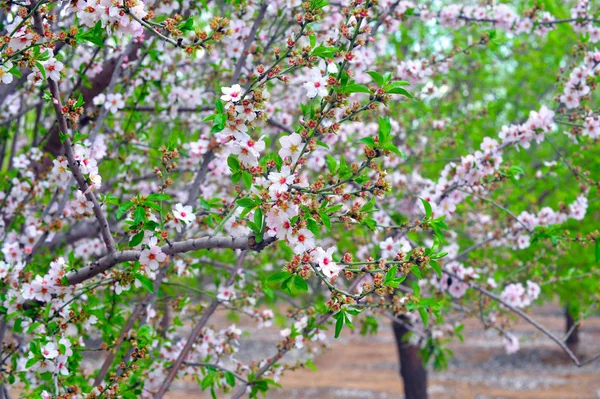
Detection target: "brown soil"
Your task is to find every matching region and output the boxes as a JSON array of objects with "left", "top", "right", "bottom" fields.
[{"left": 166, "top": 306, "right": 600, "bottom": 399}]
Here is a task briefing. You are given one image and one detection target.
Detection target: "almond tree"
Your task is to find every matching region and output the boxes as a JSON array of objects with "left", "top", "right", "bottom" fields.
[{"left": 0, "top": 1, "right": 599, "bottom": 398}]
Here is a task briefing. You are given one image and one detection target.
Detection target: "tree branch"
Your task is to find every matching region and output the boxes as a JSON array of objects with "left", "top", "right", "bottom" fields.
[{"left": 33, "top": 12, "right": 117, "bottom": 254}]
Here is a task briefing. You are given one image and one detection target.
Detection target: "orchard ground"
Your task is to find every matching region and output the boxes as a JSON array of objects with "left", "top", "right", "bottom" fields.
[{"left": 151, "top": 303, "right": 600, "bottom": 399}]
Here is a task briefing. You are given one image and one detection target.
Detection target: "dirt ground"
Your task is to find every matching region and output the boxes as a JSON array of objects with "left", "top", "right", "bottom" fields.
[{"left": 165, "top": 304, "right": 600, "bottom": 399}]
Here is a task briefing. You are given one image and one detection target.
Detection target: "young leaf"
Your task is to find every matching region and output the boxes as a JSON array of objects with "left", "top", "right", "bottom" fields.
[
  {"left": 136, "top": 274, "right": 154, "bottom": 293},
  {"left": 366, "top": 71, "right": 385, "bottom": 87},
  {"left": 133, "top": 206, "right": 146, "bottom": 225},
  {"left": 344, "top": 84, "right": 371, "bottom": 94},
  {"left": 420, "top": 198, "right": 432, "bottom": 218},
  {"left": 357, "top": 137, "right": 376, "bottom": 147},
  {"left": 292, "top": 275, "right": 308, "bottom": 292},
  {"left": 129, "top": 231, "right": 144, "bottom": 247},
  {"left": 146, "top": 193, "right": 171, "bottom": 201},
  {"left": 268, "top": 271, "right": 292, "bottom": 284},
  {"left": 117, "top": 201, "right": 134, "bottom": 219},
  {"left": 236, "top": 198, "right": 256, "bottom": 208},
  {"left": 429, "top": 260, "right": 442, "bottom": 278},
  {"left": 334, "top": 311, "right": 344, "bottom": 338},
  {"left": 387, "top": 87, "right": 414, "bottom": 98},
  {"left": 378, "top": 116, "right": 391, "bottom": 143},
  {"left": 242, "top": 170, "right": 253, "bottom": 189}
]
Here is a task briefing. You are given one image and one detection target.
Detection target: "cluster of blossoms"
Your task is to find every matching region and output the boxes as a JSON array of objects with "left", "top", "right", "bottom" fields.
[
  {"left": 561, "top": 48, "right": 600, "bottom": 109},
  {"left": 383, "top": 1, "right": 599, "bottom": 42},
  {"left": 436, "top": 4, "right": 556, "bottom": 36},
  {"left": 70, "top": 0, "right": 147, "bottom": 38},
  {"left": 420, "top": 105, "right": 555, "bottom": 220},
  {"left": 571, "top": 1, "right": 600, "bottom": 42},
  {"left": 50, "top": 142, "right": 104, "bottom": 189},
  {"left": 430, "top": 260, "right": 479, "bottom": 299},
  {"left": 500, "top": 280, "right": 541, "bottom": 309},
  {"left": 20, "top": 257, "right": 71, "bottom": 305},
  {"left": 93, "top": 93, "right": 126, "bottom": 114}
]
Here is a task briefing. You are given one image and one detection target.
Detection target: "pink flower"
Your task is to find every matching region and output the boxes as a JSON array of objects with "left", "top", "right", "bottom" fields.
[
  {"left": 217, "top": 285, "right": 236, "bottom": 301},
  {"left": 105, "top": 93, "right": 125, "bottom": 114},
  {"left": 44, "top": 58, "right": 64, "bottom": 81},
  {"left": 288, "top": 228, "right": 315, "bottom": 254},
  {"left": 140, "top": 245, "right": 166, "bottom": 271},
  {"left": 268, "top": 166, "right": 294, "bottom": 195},
  {"left": 312, "top": 247, "right": 342, "bottom": 278},
  {"left": 303, "top": 69, "right": 328, "bottom": 98},
  {"left": 278, "top": 133, "right": 303, "bottom": 162},
  {"left": 220, "top": 84, "right": 243, "bottom": 102},
  {"left": 41, "top": 342, "right": 59, "bottom": 359},
  {"left": 173, "top": 203, "right": 195, "bottom": 224}
]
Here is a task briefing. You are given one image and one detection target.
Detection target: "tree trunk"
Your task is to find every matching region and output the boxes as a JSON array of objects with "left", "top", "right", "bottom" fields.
[
  {"left": 565, "top": 304, "right": 579, "bottom": 353},
  {"left": 392, "top": 319, "right": 428, "bottom": 399}
]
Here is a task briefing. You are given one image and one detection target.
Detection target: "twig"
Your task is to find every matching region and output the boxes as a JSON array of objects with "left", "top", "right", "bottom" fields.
[{"left": 154, "top": 251, "right": 248, "bottom": 398}]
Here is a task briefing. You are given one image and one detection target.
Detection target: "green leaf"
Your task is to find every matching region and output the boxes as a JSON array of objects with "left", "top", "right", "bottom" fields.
[
  {"left": 360, "top": 196, "right": 375, "bottom": 213},
  {"left": 319, "top": 211, "right": 331, "bottom": 231},
  {"left": 146, "top": 193, "right": 171, "bottom": 201},
  {"left": 334, "top": 312, "right": 344, "bottom": 338},
  {"left": 227, "top": 155, "right": 240, "bottom": 173},
  {"left": 387, "top": 87, "right": 414, "bottom": 98},
  {"left": 381, "top": 142, "right": 406, "bottom": 159},
  {"left": 378, "top": 116, "right": 391, "bottom": 143},
  {"left": 26, "top": 357, "right": 38, "bottom": 369},
  {"left": 411, "top": 266, "right": 423, "bottom": 279},
  {"left": 225, "top": 372, "right": 236, "bottom": 387},
  {"left": 384, "top": 265, "right": 398, "bottom": 286},
  {"left": 357, "top": 137, "right": 376, "bottom": 147},
  {"left": 430, "top": 260, "right": 442, "bottom": 278},
  {"left": 383, "top": 265, "right": 406, "bottom": 288},
  {"left": 117, "top": 201, "right": 134, "bottom": 219},
  {"left": 129, "top": 231, "right": 144, "bottom": 247},
  {"left": 133, "top": 206, "right": 146, "bottom": 225},
  {"left": 292, "top": 275, "right": 308, "bottom": 292},
  {"left": 366, "top": 71, "right": 385, "bottom": 87},
  {"left": 178, "top": 17, "right": 194, "bottom": 31},
  {"left": 596, "top": 240, "right": 600, "bottom": 263},
  {"left": 420, "top": 198, "right": 432, "bottom": 219},
  {"left": 74, "top": 93, "right": 84, "bottom": 108},
  {"left": 215, "top": 99, "right": 224, "bottom": 114},
  {"left": 268, "top": 271, "right": 292, "bottom": 284},
  {"left": 418, "top": 307, "right": 428, "bottom": 327},
  {"left": 73, "top": 131, "right": 89, "bottom": 143},
  {"left": 306, "top": 218, "right": 319, "bottom": 237},
  {"left": 13, "top": 318, "right": 22, "bottom": 333},
  {"left": 75, "top": 21, "right": 104, "bottom": 47},
  {"left": 345, "top": 83, "right": 371, "bottom": 94},
  {"left": 386, "top": 80, "right": 410, "bottom": 89},
  {"left": 242, "top": 171, "right": 253, "bottom": 189},
  {"left": 236, "top": 198, "right": 256, "bottom": 208},
  {"left": 316, "top": 140, "right": 330, "bottom": 149},
  {"left": 312, "top": 45, "right": 338, "bottom": 59},
  {"left": 325, "top": 155, "right": 337, "bottom": 174},
  {"left": 36, "top": 62, "right": 46, "bottom": 80},
  {"left": 253, "top": 208, "right": 263, "bottom": 232},
  {"left": 136, "top": 273, "right": 154, "bottom": 293}
]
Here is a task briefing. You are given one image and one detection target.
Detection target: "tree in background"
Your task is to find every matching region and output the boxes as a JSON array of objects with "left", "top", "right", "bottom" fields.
[{"left": 0, "top": 0, "right": 599, "bottom": 398}]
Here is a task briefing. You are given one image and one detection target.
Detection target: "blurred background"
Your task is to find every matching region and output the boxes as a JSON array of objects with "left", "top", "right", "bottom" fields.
[{"left": 165, "top": 303, "right": 600, "bottom": 399}]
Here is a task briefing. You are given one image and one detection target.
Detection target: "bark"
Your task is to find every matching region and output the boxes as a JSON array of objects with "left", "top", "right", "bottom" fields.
[
  {"left": 392, "top": 318, "right": 428, "bottom": 399},
  {"left": 34, "top": 42, "right": 143, "bottom": 174},
  {"left": 565, "top": 304, "right": 579, "bottom": 353}
]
